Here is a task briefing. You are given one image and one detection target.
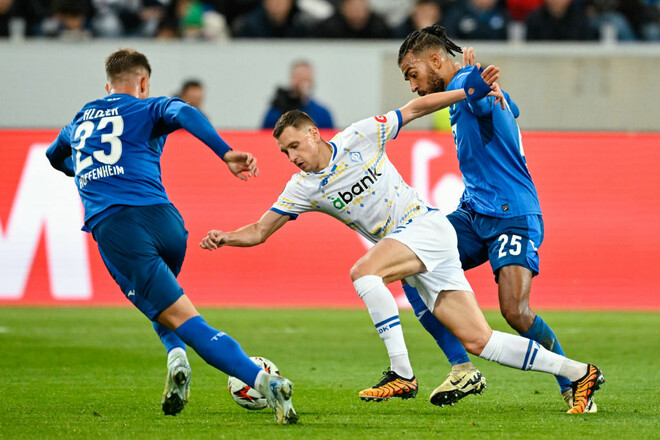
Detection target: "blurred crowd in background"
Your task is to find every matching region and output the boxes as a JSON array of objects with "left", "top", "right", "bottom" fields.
[{"left": 1, "top": 0, "right": 659, "bottom": 42}]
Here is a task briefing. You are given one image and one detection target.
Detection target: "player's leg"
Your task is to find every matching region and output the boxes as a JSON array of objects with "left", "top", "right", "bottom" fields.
[
  {"left": 94, "top": 214, "right": 195, "bottom": 416},
  {"left": 403, "top": 282, "right": 469, "bottom": 366},
  {"left": 486, "top": 214, "right": 575, "bottom": 403},
  {"left": 151, "top": 321, "right": 191, "bottom": 415},
  {"left": 431, "top": 289, "right": 604, "bottom": 414},
  {"left": 152, "top": 204, "right": 295, "bottom": 423},
  {"left": 350, "top": 237, "right": 428, "bottom": 401},
  {"left": 403, "top": 207, "right": 480, "bottom": 365},
  {"left": 154, "top": 208, "right": 189, "bottom": 358},
  {"left": 402, "top": 205, "right": 489, "bottom": 405},
  {"left": 157, "top": 296, "right": 297, "bottom": 424},
  {"left": 94, "top": 205, "right": 297, "bottom": 423},
  {"left": 151, "top": 210, "right": 191, "bottom": 413}
]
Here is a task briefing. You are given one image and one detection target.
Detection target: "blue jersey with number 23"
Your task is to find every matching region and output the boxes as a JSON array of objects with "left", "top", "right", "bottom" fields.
[{"left": 46, "top": 94, "right": 190, "bottom": 229}]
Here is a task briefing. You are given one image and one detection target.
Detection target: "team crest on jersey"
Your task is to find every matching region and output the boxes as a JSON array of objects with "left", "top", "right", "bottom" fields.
[{"left": 349, "top": 152, "right": 363, "bottom": 163}]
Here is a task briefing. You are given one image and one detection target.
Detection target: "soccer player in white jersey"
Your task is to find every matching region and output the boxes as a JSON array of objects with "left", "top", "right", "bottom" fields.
[{"left": 200, "top": 66, "right": 603, "bottom": 413}]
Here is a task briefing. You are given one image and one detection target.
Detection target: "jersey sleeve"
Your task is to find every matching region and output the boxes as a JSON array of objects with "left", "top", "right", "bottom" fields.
[
  {"left": 150, "top": 97, "right": 232, "bottom": 159},
  {"left": 503, "top": 90, "right": 520, "bottom": 118},
  {"left": 269, "top": 175, "right": 313, "bottom": 220},
  {"left": 147, "top": 96, "right": 183, "bottom": 129},
  {"left": 452, "top": 67, "right": 493, "bottom": 117},
  {"left": 349, "top": 110, "right": 403, "bottom": 151},
  {"left": 45, "top": 123, "right": 75, "bottom": 177}
]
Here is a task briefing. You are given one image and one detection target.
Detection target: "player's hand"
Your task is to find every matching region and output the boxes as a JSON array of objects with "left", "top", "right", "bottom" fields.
[
  {"left": 223, "top": 150, "right": 259, "bottom": 181},
  {"left": 480, "top": 65, "right": 499, "bottom": 87},
  {"left": 489, "top": 82, "right": 506, "bottom": 110},
  {"left": 200, "top": 230, "right": 226, "bottom": 250},
  {"left": 456, "top": 47, "right": 482, "bottom": 71}
]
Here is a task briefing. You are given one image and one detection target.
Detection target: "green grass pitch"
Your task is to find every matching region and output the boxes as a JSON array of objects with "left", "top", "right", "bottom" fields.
[{"left": 0, "top": 307, "right": 658, "bottom": 439}]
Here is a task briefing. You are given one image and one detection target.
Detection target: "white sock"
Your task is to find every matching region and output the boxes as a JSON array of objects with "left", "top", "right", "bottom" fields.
[
  {"left": 254, "top": 369, "right": 268, "bottom": 393},
  {"left": 353, "top": 275, "right": 413, "bottom": 379},
  {"left": 479, "top": 330, "right": 587, "bottom": 381},
  {"left": 167, "top": 347, "right": 187, "bottom": 368}
]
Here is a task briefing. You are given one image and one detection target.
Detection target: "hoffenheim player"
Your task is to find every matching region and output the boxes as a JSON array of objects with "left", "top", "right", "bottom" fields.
[
  {"left": 45, "top": 49, "right": 297, "bottom": 424},
  {"left": 397, "top": 23, "right": 597, "bottom": 412},
  {"left": 199, "top": 69, "right": 603, "bottom": 414}
]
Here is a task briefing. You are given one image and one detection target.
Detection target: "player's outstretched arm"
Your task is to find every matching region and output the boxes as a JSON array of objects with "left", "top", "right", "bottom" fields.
[
  {"left": 398, "top": 64, "right": 499, "bottom": 127},
  {"left": 168, "top": 102, "right": 259, "bottom": 179},
  {"left": 200, "top": 210, "right": 290, "bottom": 250}
]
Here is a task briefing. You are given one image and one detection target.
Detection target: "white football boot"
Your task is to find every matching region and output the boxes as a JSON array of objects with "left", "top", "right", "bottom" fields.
[
  {"left": 162, "top": 350, "right": 191, "bottom": 415},
  {"left": 257, "top": 373, "right": 299, "bottom": 425}
]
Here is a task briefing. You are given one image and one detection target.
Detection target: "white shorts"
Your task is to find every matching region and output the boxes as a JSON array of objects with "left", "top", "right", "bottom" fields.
[{"left": 385, "top": 209, "right": 473, "bottom": 310}]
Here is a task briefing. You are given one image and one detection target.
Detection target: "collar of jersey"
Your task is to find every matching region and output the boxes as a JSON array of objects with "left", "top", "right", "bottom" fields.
[
  {"left": 308, "top": 141, "right": 338, "bottom": 175},
  {"left": 105, "top": 93, "right": 134, "bottom": 100}
]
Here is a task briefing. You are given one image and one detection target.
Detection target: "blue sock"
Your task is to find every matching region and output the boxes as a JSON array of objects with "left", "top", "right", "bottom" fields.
[
  {"left": 175, "top": 315, "right": 262, "bottom": 387},
  {"left": 519, "top": 315, "right": 572, "bottom": 392},
  {"left": 152, "top": 321, "right": 186, "bottom": 354},
  {"left": 403, "top": 284, "right": 470, "bottom": 366}
]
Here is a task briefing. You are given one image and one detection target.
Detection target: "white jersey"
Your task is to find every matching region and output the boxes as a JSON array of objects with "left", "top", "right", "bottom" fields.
[{"left": 271, "top": 110, "right": 436, "bottom": 243}]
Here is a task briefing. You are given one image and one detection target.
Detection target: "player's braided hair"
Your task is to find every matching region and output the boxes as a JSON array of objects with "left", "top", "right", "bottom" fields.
[{"left": 397, "top": 22, "right": 462, "bottom": 65}]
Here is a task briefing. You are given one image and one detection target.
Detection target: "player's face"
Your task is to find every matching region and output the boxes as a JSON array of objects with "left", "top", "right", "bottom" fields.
[
  {"left": 400, "top": 51, "right": 446, "bottom": 96},
  {"left": 290, "top": 65, "right": 314, "bottom": 99},
  {"left": 181, "top": 85, "right": 204, "bottom": 108},
  {"left": 277, "top": 125, "right": 324, "bottom": 172}
]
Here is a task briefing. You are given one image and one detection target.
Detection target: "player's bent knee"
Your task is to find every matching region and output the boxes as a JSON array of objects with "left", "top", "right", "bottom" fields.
[
  {"left": 158, "top": 295, "right": 200, "bottom": 331},
  {"left": 350, "top": 261, "right": 374, "bottom": 282},
  {"left": 500, "top": 304, "right": 534, "bottom": 332}
]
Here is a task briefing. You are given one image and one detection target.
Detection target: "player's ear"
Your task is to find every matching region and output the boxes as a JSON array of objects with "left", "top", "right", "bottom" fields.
[
  {"left": 308, "top": 125, "right": 320, "bottom": 140},
  {"left": 140, "top": 75, "right": 148, "bottom": 95},
  {"left": 105, "top": 83, "right": 111, "bottom": 94},
  {"left": 429, "top": 52, "right": 442, "bottom": 69}
]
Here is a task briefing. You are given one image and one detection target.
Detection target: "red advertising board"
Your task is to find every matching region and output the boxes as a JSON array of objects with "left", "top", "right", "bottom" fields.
[{"left": 1, "top": 129, "right": 659, "bottom": 310}]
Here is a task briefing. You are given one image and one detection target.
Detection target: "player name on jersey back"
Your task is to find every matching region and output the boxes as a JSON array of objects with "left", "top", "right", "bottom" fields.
[{"left": 82, "top": 107, "right": 119, "bottom": 121}]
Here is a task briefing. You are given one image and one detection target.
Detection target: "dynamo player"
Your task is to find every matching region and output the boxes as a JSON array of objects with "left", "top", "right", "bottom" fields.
[
  {"left": 45, "top": 49, "right": 297, "bottom": 424},
  {"left": 396, "top": 23, "right": 594, "bottom": 412},
  {"left": 199, "top": 66, "right": 604, "bottom": 414}
]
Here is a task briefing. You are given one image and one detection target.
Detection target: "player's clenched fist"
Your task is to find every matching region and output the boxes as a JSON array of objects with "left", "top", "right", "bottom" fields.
[{"left": 200, "top": 230, "right": 226, "bottom": 250}]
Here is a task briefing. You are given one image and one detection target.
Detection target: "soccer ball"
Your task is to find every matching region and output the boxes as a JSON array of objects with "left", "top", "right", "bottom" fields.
[{"left": 227, "top": 356, "right": 280, "bottom": 410}]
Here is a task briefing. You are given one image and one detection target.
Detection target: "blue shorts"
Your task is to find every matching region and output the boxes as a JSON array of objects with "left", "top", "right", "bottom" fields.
[
  {"left": 92, "top": 203, "right": 188, "bottom": 320},
  {"left": 447, "top": 203, "right": 543, "bottom": 281}
]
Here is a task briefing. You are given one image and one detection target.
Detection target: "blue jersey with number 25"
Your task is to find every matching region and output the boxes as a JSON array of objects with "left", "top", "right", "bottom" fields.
[
  {"left": 447, "top": 67, "right": 541, "bottom": 218},
  {"left": 47, "top": 94, "right": 187, "bottom": 229}
]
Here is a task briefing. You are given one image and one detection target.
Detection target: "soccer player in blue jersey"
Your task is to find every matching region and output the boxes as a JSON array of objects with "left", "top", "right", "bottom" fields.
[
  {"left": 397, "top": 23, "right": 600, "bottom": 412},
  {"left": 200, "top": 70, "right": 603, "bottom": 414},
  {"left": 45, "top": 49, "right": 298, "bottom": 424}
]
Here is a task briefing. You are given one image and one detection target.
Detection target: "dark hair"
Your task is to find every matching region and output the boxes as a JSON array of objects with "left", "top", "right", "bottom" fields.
[
  {"left": 181, "top": 79, "right": 203, "bottom": 93},
  {"left": 398, "top": 22, "right": 462, "bottom": 65},
  {"left": 273, "top": 110, "right": 317, "bottom": 139},
  {"left": 105, "top": 49, "right": 151, "bottom": 83}
]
